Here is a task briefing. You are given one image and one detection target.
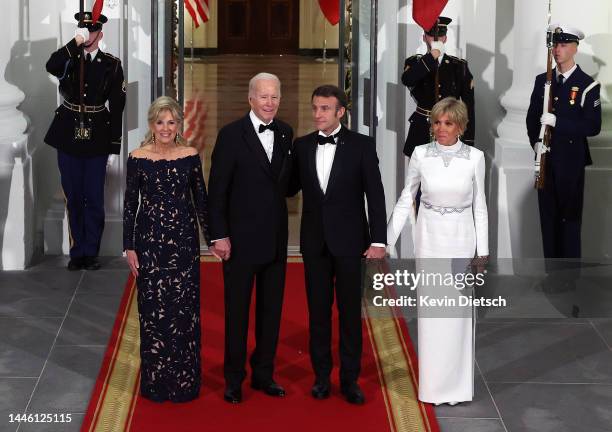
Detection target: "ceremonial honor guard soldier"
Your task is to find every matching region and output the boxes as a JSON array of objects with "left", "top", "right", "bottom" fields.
[
  {"left": 45, "top": 11, "right": 126, "bottom": 270},
  {"left": 526, "top": 24, "right": 601, "bottom": 259},
  {"left": 402, "top": 16, "right": 475, "bottom": 157}
]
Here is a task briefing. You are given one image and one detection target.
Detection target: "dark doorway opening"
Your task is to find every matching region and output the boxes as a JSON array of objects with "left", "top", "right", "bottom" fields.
[{"left": 218, "top": 0, "right": 300, "bottom": 54}]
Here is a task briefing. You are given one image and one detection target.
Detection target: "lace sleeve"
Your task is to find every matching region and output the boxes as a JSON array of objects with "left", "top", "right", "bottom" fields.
[
  {"left": 123, "top": 156, "right": 140, "bottom": 250},
  {"left": 190, "top": 155, "right": 211, "bottom": 246}
]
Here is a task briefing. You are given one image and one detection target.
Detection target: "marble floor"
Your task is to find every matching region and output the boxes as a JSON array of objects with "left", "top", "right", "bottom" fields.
[
  {"left": 3, "top": 56, "right": 612, "bottom": 431},
  {"left": 2, "top": 256, "right": 612, "bottom": 431}
]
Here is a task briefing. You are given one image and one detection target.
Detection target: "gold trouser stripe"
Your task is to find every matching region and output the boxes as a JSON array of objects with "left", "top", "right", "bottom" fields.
[
  {"left": 89, "top": 280, "right": 141, "bottom": 432},
  {"left": 60, "top": 187, "right": 75, "bottom": 249}
]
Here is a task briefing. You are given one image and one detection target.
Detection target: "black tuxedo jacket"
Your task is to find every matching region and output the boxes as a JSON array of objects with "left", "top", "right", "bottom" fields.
[
  {"left": 290, "top": 126, "right": 387, "bottom": 257},
  {"left": 208, "top": 114, "right": 294, "bottom": 263}
]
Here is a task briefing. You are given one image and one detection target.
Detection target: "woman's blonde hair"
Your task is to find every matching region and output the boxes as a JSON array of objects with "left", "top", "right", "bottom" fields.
[
  {"left": 430, "top": 97, "right": 469, "bottom": 136},
  {"left": 141, "top": 96, "right": 188, "bottom": 147}
]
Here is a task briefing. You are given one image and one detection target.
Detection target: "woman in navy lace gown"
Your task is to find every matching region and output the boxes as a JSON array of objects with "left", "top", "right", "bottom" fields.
[{"left": 123, "top": 96, "right": 210, "bottom": 402}]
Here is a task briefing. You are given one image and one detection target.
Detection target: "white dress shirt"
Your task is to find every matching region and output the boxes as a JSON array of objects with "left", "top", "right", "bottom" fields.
[
  {"left": 316, "top": 124, "right": 385, "bottom": 248},
  {"left": 250, "top": 110, "right": 275, "bottom": 162},
  {"left": 85, "top": 48, "right": 99, "bottom": 61},
  {"left": 556, "top": 63, "right": 577, "bottom": 82},
  {"left": 315, "top": 124, "right": 341, "bottom": 194}
]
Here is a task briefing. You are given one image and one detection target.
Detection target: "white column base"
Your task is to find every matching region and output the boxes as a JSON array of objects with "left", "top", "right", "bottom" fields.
[
  {"left": 0, "top": 134, "right": 33, "bottom": 270},
  {"left": 43, "top": 208, "right": 124, "bottom": 256}
]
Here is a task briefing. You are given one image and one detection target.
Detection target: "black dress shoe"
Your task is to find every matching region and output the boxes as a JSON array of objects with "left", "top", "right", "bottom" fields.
[
  {"left": 341, "top": 382, "right": 365, "bottom": 405},
  {"left": 251, "top": 380, "right": 286, "bottom": 397},
  {"left": 224, "top": 386, "right": 242, "bottom": 404},
  {"left": 84, "top": 256, "right": 101, "bottom": 271},
  {"left": 311, "top": 380, "right": 331, "bottom": 399},
  {"left": 67, "top": 258, "right": 84, "bottom": 271}
]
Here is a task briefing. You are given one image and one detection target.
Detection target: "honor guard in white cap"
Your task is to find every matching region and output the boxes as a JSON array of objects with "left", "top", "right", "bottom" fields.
[{"left": 526, "top": 23, "right": 601, "bottom": 259}]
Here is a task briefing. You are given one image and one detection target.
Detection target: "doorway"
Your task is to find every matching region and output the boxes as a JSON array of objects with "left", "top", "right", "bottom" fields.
[{"left": 217, "top": 0, "right": 299, "bottom": 54}]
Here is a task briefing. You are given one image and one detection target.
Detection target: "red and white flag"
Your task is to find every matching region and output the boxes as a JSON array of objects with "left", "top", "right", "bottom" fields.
[
  {"left": 412, "top": 0, "right": 448, "bottom": 32},
  {"left": 185, "top": 0, "right": 210, "bottom": 28},
  {"left": 318, "top": 0, "right": 340, "bottom": 26}
]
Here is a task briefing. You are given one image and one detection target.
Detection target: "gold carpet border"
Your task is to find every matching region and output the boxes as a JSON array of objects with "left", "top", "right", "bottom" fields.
[
  {"left": 90, "top": 280, "right": 141, "bottom": 432},
  {"left": 90, "top": 258, "right": 431, "bottom": 432},
  {"left": 365, "top": 302, "right": 430, "bottom": 432},
  {"left": 364, "top": 313, "right": 397, "bottom": 432}
]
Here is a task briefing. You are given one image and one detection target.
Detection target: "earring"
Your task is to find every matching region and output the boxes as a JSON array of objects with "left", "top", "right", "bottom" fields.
[{"left": 152, "top": 134, "right": 156, "bottom": 144}]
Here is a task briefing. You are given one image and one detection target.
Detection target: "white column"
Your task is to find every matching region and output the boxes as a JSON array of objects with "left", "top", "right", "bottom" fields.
[
  {"left": 493, "top": 0, "right": 612, "bottom": 261},
  {"left": 0, "top": 1, "right": 30, "bottom": 269}
]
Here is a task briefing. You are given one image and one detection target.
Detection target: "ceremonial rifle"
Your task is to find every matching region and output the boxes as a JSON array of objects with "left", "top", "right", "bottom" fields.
[{"left": 534, "top": 1, "right": 553, "bottom": 189}]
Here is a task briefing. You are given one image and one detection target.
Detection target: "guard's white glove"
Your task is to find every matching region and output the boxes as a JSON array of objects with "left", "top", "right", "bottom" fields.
[
  {"left": 430, "top": 40, "right": 445, "bottom": 58},
  {"left": 533, "top": 141, "right": 549, "bottom": 155},
  {"left": 106, "top": 154, "right": 116, "bottom": 169},
  {"left": 74, "top": 27, "right": 90, "bottom": 46},
  {"left": 540, "top": 112, "right": 556, "bottom": 128}
]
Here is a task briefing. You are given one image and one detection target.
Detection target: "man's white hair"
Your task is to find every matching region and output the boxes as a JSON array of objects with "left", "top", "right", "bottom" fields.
[{"left": 248, "top": 72, "right": 281, "bottom": 97}]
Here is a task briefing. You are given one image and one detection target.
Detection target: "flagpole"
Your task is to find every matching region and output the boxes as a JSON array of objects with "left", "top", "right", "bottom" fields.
[
  {"left": 190, "top": 16, "right": 194, "bottom": 62},
  {"left": 316, "top": 20, "right": 336, "bottom": 63}
]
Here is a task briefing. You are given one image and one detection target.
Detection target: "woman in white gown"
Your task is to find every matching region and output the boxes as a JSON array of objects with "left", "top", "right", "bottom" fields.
[{"left": 386, "top": 97, "right": 488, "bottom": 405}]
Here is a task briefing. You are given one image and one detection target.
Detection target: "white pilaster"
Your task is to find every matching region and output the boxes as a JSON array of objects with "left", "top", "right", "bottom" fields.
[{"left": 0, "top": 1, "right": 31, "bottom": 269}]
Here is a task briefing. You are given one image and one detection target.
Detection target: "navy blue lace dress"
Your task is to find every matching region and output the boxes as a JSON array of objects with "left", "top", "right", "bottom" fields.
[{"left": 123, "top": 154, "right": 210, "bottom": 403}]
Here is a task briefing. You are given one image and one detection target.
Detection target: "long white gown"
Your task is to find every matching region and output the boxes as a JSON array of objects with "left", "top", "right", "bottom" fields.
[{"left": 387, "top": 140, "right": 488, "bottom": 404}]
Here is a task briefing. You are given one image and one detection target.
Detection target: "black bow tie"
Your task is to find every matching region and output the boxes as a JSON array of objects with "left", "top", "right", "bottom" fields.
[
  {"left": 317, "top": 134, "right": 337, "bottom": 145},
  {"left": 258, "top": 122, "right": 277, "bottom": 133}
]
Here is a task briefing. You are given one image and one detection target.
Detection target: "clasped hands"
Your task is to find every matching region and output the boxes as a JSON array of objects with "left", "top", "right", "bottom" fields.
[{"left": 209, "top": 238, "right": 231, "bottom": 261}]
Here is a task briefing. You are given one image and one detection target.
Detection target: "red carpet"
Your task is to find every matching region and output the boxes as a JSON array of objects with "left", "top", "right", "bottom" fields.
[{"left": 82, "top": 261, "right": 439, "bottom": 432}]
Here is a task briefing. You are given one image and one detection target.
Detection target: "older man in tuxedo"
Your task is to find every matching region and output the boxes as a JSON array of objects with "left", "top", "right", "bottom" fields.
[
  {"left": 290, "top": 85, "right": 386, "bottom": 404},
  {"left": 208, "top": 72, "right": 294, "bottom": 404}
]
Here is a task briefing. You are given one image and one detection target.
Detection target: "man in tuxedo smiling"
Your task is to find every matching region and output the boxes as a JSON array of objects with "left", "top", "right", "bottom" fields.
[
  {"left": 208, "top": 73, "right": 294, "bottom": 404},
  {"left": 289, "top": 85, "right": 387, "bottom": 404}
]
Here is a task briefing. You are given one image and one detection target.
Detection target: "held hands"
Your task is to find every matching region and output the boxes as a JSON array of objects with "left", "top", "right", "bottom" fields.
[
  {"left": 125, "top": 250, "right": 139, "bottom": 277},
  {"left": 210, "top": 238, "right": 231, "bottom": 261},
  {"left": 363, "top": 245, "right": 386, "bottom": 259},
  {"left": 74, "top": 27, "right": 90, "bottom": 46},
  {"left": 540, "top": 113, "right": 556, "bottom": 128},
  {"left": 429, "top": 41, "right": 445, "bottom": 59},
  {"left": 470, "top": 255, "right": 489, "bottom": 274}
]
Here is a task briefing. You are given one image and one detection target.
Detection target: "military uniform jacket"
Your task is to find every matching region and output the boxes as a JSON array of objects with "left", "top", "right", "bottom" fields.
[
  {"left": 402, "top": 52, "right": 475, "bottom": 156},
  {"left": 526, "top": 65, "right": 601, "bottom": 171},
  {"left": 44, "top": 38, "right": 126, "bottom": 156}
]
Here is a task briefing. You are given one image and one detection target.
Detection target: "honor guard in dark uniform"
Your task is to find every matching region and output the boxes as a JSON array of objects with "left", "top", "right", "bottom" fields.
[
  {"left": 402, "top": 17, "right": 475, "bottom": 157},
  {"left": 526, "top": 24, "right": 601, "bottom": 258},
  {"left": 44, "top": 11, "right": 126, "bottom": 270}
]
